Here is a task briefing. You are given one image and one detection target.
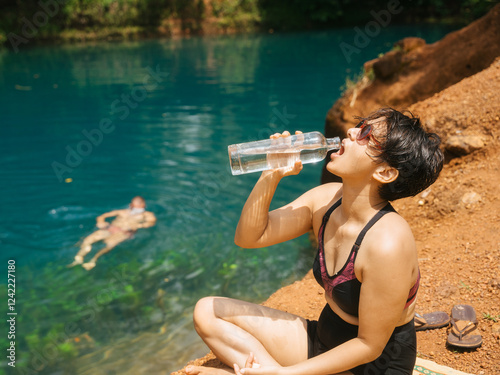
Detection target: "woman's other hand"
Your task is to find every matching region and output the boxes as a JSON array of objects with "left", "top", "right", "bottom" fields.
[{"left": 234, "top": 352, "right": 283, "bottom": 375}]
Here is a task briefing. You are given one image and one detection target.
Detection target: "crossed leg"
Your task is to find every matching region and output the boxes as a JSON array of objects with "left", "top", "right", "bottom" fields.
[
  {"left": 185, "top": 296, "right": 309, "bottom": 374},
  {"left": 82, "top": 231, "right": 131, "bottom": 270},
  {"left": 67, "top": 229, "right": 110, "bottom": 267}
]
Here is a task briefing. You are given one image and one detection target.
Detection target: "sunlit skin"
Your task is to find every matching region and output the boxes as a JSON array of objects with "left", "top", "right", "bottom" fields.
[
  {"left": 185, "top": 122, "right": 419, "bottom": 375},
  {"left": 67, "top": 197, "right": 156, "bottom": 270}
]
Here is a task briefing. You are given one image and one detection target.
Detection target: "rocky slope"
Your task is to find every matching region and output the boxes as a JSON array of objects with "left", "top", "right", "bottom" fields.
[{"left": 322, "top": 3, "right": 500, "bottom": 183}]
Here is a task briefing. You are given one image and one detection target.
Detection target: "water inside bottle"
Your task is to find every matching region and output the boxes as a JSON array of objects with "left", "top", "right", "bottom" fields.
[
  {"left": 230, "top": 146, "right": 329, "bottom": 175},
  {"left": 266, "top": 150, "right": 300, "bottom": 169}
]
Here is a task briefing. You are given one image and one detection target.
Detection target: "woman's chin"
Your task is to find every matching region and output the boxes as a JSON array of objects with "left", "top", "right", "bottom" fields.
[{"left": 325, "top": 161, "right": 340, "bottom": 176}]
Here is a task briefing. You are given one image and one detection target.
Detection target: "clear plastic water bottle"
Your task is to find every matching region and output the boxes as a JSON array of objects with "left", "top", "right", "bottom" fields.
[{"left": 228, "top": 131, "right": 341, "bottom": 175}]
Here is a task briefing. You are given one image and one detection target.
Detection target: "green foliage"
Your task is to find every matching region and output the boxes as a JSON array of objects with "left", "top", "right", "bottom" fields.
[
  {"left": 211, "top": 0, "right": 261, "bottom": 29},
  {"left": 459, "top": 280, "right": 471, "bottom": 290},
  {"left": 62, "top": 0, "right": 141, "bottom": 28},
  {"left": 59, "top": 0, "right": 206, "bottom": 29},
  {"left": 340, "top": 67, "right": 373, "bottom": 95},
  {"left": 0, "top": 0, "right": 496, "bottom": 46},
  {"left": 258, "top": 0, "right": 344, "bottom": 30},
  {"left": 21, "top": 324, "right": 79, "bottom": 372},
  {"left": 482, "top": 312, "right": 500, "bottom": 322},
  {"left": 459, "top": 0, "right": 498, "bottom": 22}
]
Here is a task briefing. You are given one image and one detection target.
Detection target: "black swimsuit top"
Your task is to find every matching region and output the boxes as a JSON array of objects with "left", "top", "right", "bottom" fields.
[{"left": 313, "top": 198, "right": 420, "bottom": 317}]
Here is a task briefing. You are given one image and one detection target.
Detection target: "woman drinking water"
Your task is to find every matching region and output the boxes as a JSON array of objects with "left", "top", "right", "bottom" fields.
[{"left": 186, "top": 108, "right": 443, "bottom": 375}]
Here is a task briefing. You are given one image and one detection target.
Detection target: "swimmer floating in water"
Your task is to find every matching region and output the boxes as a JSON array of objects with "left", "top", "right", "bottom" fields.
[{"left": 68, "top": 196, "right": 156, "bottom": 270}]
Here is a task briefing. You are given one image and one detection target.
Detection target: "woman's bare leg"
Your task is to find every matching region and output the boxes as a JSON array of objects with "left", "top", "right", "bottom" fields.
[
  {"left": 67, "top": 230, "right": 109, "bottom": 267},
  {"left": 186, "top": 296, "right": 309, "bottom": 374},
  {"left": 82, "top": 232, "right": 130, "bottom": 270}
]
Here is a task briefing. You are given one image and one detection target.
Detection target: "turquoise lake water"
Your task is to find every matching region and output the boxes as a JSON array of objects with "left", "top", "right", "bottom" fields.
[{"left": 0, "top": 25, "right": 456, "bottom": 374}]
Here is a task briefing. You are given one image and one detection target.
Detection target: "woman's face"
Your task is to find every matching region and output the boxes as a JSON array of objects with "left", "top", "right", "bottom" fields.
[
  {"left": 130, "top": 198, "right": 146, "bottom": 209},
  {"left": 326, "top": 118, "right": 385, "bottom": 180}
]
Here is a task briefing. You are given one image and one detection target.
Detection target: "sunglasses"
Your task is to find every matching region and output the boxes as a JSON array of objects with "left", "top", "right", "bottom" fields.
[{"left": 355, "top": 120, "right": 381, "bottom": 148}]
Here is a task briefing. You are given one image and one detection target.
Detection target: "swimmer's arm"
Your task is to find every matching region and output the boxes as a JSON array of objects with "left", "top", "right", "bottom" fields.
[
  {"left": 138, "top": 212, "right": 156, "bottom": 228},
  {"left": 96, "top": 210, "right": 122, "bottom": 225}
]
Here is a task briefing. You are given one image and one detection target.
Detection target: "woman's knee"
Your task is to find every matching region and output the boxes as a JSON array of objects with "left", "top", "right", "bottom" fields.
[{"left": 193, "top": 296, "right": 218, "bottom": 334}]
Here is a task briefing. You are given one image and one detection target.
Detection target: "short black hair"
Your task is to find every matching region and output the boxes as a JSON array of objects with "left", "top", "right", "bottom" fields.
[{"left": 360, "top": 108, "right": 443, "bottom": 201}]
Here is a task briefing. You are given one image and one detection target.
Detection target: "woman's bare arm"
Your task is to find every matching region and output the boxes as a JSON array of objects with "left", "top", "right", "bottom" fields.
[{"left": 235, "top": 161, "right": 305, "bottom": 248}]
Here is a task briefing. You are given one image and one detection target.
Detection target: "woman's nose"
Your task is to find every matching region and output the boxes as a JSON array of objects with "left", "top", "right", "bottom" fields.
[{"left": 347, "top": 127, "right": 358, "bottom": 140}]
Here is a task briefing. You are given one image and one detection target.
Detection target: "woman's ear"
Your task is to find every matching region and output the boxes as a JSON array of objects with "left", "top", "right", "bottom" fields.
[{"left": 373, "top": 165, "right": 399, "bottom": 184}]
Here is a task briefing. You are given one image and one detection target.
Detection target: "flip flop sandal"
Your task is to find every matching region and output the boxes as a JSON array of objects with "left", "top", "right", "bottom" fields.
[
  {"left": 415, "top": 311, "right": 451, "bottom": 331},
  {"left": 446, "top": 304, "right": 482, "bottom": 349}
]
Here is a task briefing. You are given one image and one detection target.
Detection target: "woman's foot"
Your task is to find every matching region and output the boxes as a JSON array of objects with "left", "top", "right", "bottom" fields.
[
  {"left": 67, "top": 255, "right": 84, "bottom": 268},
  {"left": 185, "top": 365, "right": 234, "bottom": 375},
  {"left": 82, "top": 261, "right": 96, "bottom": 271},
  {"left": 185, "top": 355, "right": 259, "bottom": 375}
]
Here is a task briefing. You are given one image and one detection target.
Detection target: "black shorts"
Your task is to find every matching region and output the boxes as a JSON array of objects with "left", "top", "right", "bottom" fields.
[{"left": 307, "top": 304, "right": 416, "bottom": 375}]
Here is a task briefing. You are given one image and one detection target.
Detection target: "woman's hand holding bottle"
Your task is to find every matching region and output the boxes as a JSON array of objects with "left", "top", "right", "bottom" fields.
[{"left": 262, "top": 131, "right": 304, "bottom": 178}]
